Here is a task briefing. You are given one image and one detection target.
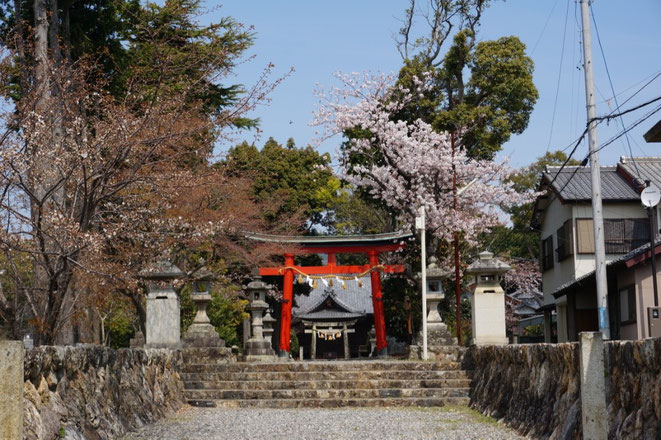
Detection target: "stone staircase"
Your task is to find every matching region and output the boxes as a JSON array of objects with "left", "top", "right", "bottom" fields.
[{"left": 181, "top": 358, "right": 472, "bottom": 408}]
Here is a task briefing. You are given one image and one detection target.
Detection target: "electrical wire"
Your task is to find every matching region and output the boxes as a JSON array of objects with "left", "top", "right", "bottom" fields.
[
  {"left": 590, "top": 2, "right": 641, "bottom": 178},
  {"left": 531, "top": 0, "right": 562, "bottom": 55},
  {"left": 546, "top": 0, "right": 572, "bottom": 153}
]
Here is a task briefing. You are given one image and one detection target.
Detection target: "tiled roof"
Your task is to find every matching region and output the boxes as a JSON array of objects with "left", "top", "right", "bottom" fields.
[
  {"left": 618, "top": 157, "right": 661, "bottom": 191},
  {"left": 543, "top": 166, "right": 639, "bottom": 201},
  {"left": 298, "top": 310, "right": 365, "bottom": 320},
  {"left": 551, "top": 237, "right": 661, "bottom": 299},
  {"left": 293, "top": 275, "right": 373, "bottom": 318}
]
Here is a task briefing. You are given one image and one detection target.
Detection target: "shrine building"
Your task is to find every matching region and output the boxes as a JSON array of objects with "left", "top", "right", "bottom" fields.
[{"left": 247, "top": 231, "right": 413, "bottom": 358}]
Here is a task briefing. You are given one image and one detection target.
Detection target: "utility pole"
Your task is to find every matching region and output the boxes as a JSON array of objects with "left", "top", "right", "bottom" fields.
[
  {"left": 451, "top": 132, "right": 462, "bottom": 346},
  {"left": 580, "top": 0, "right": 610, "bottom": 339},
  {"left": 416, "top": 206, "right": 428, "bottom": 360}
]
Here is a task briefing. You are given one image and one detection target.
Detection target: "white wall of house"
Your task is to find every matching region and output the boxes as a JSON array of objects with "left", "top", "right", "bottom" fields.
[
  {"left": 540, "top": 196, "right": 574, "bottom": 305},
  {"left": 542, "top": 201, "right": 647, "bottom": 302}
]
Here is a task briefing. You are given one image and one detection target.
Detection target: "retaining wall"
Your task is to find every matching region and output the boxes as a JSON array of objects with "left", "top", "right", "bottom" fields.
[
  {"left": 605, "top": 338, "right": 661, "bottom": 439},
  {"left": 23, "top": 345, "right": 185, "bottom": 440},
  {"left": 465, "top": 337, "right": 661, "bottom": 440}
]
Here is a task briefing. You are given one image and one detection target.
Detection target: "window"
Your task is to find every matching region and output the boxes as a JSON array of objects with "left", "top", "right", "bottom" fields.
[
  {"left": 556, "top": 219, "right": 573, "bottom": 261},
  {"left": 541, "top": 236, "right": 554, "bottom": 271},
  {"left": 576, "top": 218, "right": 649, "bottom": 254},
  {"left": 619, "top": 285, "right": 636, "bottom": 324},
  {"left": 576, "top": 218, "right": 595, "bottom": 253}
]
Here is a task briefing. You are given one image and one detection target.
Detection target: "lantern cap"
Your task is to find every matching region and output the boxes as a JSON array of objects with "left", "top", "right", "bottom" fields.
[
  {"left": 139, "top": 259, "right": 184, "bottom": 280},
  {"left": 466, "top": 251, "right": 510, "bottom": 275},
  {"left": 244, "top": 275, "right": 273, "bottom": 292},
  {"left": 193, "top": 267, "right": 216, "bottom": 281},
  {"left": 426, "top": 256, "right": 450, "bottom": 279}
]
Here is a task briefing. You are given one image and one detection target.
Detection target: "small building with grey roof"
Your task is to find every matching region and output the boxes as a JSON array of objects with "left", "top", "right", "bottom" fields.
[{"left": 532, "top": 156, "right": 661, "bottom": 342}]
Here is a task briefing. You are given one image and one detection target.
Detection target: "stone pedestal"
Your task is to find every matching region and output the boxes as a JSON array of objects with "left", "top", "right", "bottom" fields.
[
  {"left": 146, "top": 288, "right": 181, "bottom": 348},
  {"left": 467, "top": 251, "right": 510, "bottom": 346},
  {"left": 183, "top": 290, "right": 225, "bottom": 348},
  {"left": 0, "top": 341, "right": 23, "bottom": 440},
  {"left": 129, "top": 331, "right": 145, "bottom": 348},
  {"left": 140, "top": 259, "right": 184, "bottom": 349}
]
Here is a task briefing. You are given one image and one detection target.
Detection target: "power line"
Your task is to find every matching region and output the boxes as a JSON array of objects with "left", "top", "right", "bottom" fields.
[
  {"left": 590, "top": 2, "right": 640, "bottom": 178},
  {"left": 544, "top": 97, "right": 661, "bottom": 201},
  {"left": 594, "top": 103, "right": 661, "bottom": 155},
  {"left": 546, "top": 0, "right": 571, "bottom": 153},
  {"left": 531, "top": 0, "right": 562, "bottom": 55},
  {"left": 597, "top": 69, "right": 661, "bottom": 106}
]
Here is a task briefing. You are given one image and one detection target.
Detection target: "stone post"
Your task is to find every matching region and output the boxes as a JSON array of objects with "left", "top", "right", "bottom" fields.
[
  {"left": 183, "top": 268, "right": 225, "bottom": 348},
  {"left": 543, "top": 310, "right": 553, "bottom": 343},
  {"left": 140, "top": 259, "right": 183, "bottom": 349},
  {"left": 579, "top": 331, "right": 608, "bottom": 440},
  {"left": 466, "top": 251, "right": 510, "bottom": 346},
  {"left": 243, "top": 276, "right": 276, "bottom": 361},
  {"left": 263, "top": 310, "right": 276, "bottom": 349},
  {"left": 0, "top": 341, "right": 23, "bottom": 440}
]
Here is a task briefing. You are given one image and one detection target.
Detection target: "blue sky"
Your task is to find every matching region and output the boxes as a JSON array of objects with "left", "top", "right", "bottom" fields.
[{"left": 214, "top": 0, "right": 661, "bottom": 170}]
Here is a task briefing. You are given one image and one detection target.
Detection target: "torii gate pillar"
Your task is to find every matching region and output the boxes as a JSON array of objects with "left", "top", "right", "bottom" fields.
[
  {"left": 369, "top": 251, "right": 388, "bottom": 357},
  {"left": 278, "top": 254, "right": 295, "bottom": 357}
]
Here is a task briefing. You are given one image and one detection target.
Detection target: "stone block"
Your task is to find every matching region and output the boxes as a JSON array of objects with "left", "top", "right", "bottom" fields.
[
  {"left": 470, "top": 290, "right": 507, "bottom": 345},
  {"left": 0, "top": 341, "right": 23, "bottom": 440},
  {"left": 580, "top": 332, "right": 608, "bottom": 440},
  {"left": 146, "top": 289, "right": 181, "bottom": 348},
  {"left": 182, "top": 324, "right": 225, "bottom": 348}
]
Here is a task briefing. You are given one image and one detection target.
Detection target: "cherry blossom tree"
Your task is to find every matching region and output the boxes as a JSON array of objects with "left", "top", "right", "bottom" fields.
[
  {"left": 0, "top": 44, "right": 287, "bottom": 343},
  {"left": 314, "top": 72, "right": 533, "bottom": 250}
]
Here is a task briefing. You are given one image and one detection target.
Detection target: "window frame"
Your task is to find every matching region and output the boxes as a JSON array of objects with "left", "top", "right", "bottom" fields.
[
  {"left": 541, "top": 235, "right": 554, "bottom": 271},
  {"left": 618, "top": 284, "right": 637, "bottom": 325},
  {"left": 576, "top": 217, "right": 649, "bottom": 254},
  {"left": 556, "top": 219, "right": 573, "bottom": 261}
]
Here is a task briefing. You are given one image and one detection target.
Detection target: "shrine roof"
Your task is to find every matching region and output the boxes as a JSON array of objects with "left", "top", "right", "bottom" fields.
[
  {"left": 293, "top": 276, "right": 374, "bottom": 319},
  {"left": 245, "top": 231, "right": 413, "bottom": 249},
  {"left": 298, "top": 310, "right": 365, "bottom": 320}
]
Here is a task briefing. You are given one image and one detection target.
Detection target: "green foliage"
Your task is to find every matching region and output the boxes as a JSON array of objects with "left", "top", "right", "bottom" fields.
[
  {"left": 442, "top": 297, "right": 473, "bottom": 346},
  {"left": 0, "top": 251, "right": 33, "bottom": 339},
  {"left": 523, "top": 323, "right": 543, "bottom": 337},
  {"left": 318, "top": 180, "right": 396, "bottom": 236},
  {"left": 383, "top": 277, "right": 419, "bottom": 342},
  {"left": 224, "top": 137, "right": 334, "bottom": 229},
  {"left": 106, "top": 306, "right": 135, "bottom": 349},
  {"left": 180, "top": 282, "right": 249, "bottom": 348},
  {"left": 289, "top": 331, "right": 299, "bottom": 358},
  {"left": 486, "top": 150, "right": 581, "bottom": 260}
]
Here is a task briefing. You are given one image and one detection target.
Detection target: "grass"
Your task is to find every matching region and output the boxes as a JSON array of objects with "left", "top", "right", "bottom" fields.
[{"left": 408, "top": 404, "right": 501, "bottom": 426}]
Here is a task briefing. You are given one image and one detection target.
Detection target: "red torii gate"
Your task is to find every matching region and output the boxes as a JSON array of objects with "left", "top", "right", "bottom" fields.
[{"left": 248, "top": 232, "right": 412, "bottom": 358}]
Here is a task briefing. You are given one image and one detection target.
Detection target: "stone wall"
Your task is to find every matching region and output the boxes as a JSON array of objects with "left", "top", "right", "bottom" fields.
[
  {"left": 23, "top": 345, "right": 185, "bottom": 440},
  {"left": 605, "top": 337, "right": 661, "bottom": 439},
  {"left": 464, "top": 343, "right": 582, "bottom": 439},
  {"left": 466, "top": 338, "right": 661, "bottom": 440}
]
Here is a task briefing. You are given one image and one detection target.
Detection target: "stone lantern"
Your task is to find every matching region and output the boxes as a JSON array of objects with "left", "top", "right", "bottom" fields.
[
  {"left": 263, "top": 308, "right": 276, "bottom": 349},
  {"left": 139, "top": 259, "right": 183, "bottom": 349},
  {"left": 425, "top": 256, "right": 450, "bottom": 333},
  {"left": 409, "top": 257, "right": 456, "bottom": 359},
  {"left": 182, "top": 267, "right": 225, "bottom": 348},
  {"left": 243, "top": 275, "right": 276, "bottom": 360},
  {"left": 466, "top": 251, "right": 510, "bottom": 346}
]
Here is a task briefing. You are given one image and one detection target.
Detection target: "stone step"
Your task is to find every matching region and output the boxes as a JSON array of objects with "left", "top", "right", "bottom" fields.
[
  {"left": 187, "top": 396, "right": 471, "bottom": 408},
  {"left": 184, "top": 387, "right": 469, "bottom": 401},
  {"left": 182, "top": 360, "right": 461, "bottom": 373},
  {"left": 183, "top": 377, "right": 472, "bottom": 391},
  {"left": 180, "top": 369, "right": 470, "bottom": 382}
]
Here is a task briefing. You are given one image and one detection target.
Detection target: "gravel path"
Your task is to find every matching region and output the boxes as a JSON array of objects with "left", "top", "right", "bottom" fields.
[{"left": 124, "top": 405, "right": 527, "bottom": 440}]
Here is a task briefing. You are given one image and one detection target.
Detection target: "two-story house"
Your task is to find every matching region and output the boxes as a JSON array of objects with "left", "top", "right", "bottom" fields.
[{"left": 532, "top": 156, "right": 661, "bottom": 342}]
